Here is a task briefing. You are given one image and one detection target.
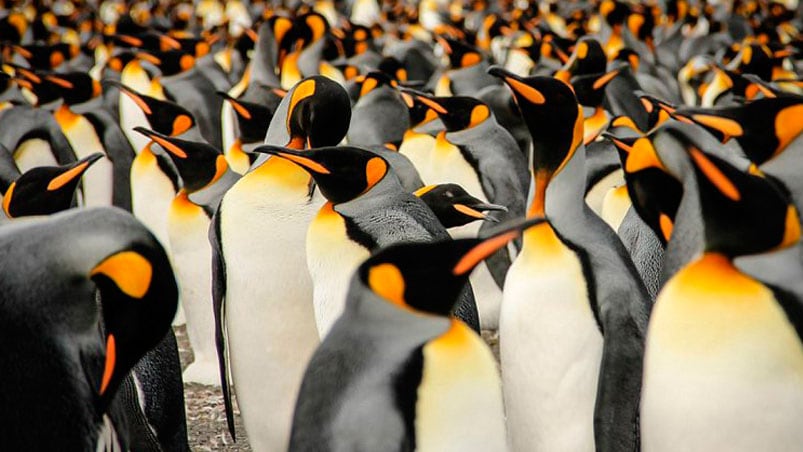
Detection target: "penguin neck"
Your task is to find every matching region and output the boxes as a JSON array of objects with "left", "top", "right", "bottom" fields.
[
  {"left": 335, "top": 173, "right": 401, "bottom": 216},
  {"left": 531, "top": 144, "right": 587, "bottom": 225},
  {"left": 247, "top": 155, "right": 313, "bottom": 196}
]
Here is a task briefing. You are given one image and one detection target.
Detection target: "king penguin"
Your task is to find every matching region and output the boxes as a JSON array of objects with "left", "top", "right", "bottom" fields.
[
  {"left": 489, "top": 67, "right": 649, "bottom": 452},
  {"left": 252, "top": 144, "right": 480, "bottom": 337},
  {"left": 415, "top": 182, "right": 509, "bottom": 230},
  {"left": 0, "top": 207, "right": 183, "bottom": 450},
  {"left": 135, "top": 127, "right": 240, "bottom": 386},
  {"left": 641, "top": 148, "right": 803, "bottom": 452},
  {"left": 400, "top": 89, "right": 528, "bottom": 329},
  {"left": 212, "top": 76, "right": 351, "bottom": 451},
  {"left": 289, "top": 218, "right": 541, "bottom": 452}
]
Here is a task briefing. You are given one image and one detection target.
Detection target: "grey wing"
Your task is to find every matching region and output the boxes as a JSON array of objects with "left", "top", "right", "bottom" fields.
[{"left": 208, "top": 209, "right": 237, "bottom": 439}]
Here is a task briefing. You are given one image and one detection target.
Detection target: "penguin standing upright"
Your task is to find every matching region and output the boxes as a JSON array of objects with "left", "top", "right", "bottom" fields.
[
  {"left": 400, "top": 90, "right": 528, "bottom": 329},
  {"left": 252, "top": 144, "right": 480, "bottom": 337},
  {"left": 290, "top": 219, "right": 540, "bottom": 452},
  {"left": 641, "top": 149, "right": 803, "bottom": 452},
  {"left": 489, "top": 67, "right": 649, "bottom": 452},
  {"left": 347, "top": 71, "right": 410, "bottom": 147},
  {"left": 212, "top": 76, "right": 351, "bottom": 451},
  {"left": 0, "top": 207, "right": 182, "bottom": 450},
  {"left": 135, "top": 127, "right": 240, "bottom": 386}
]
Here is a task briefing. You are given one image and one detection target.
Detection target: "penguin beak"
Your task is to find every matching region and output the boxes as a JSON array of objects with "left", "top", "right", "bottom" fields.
[
  {"left": 133, "top": 127, "right": 188, "bottom": 159},
  {"left": 487, "top": 65, "right": 546, "bottom": 104},
  {"left": 399, "top": 87, "right": 447, "bottom": 114},
  {"left": 252, "top": 145, "right": 331, "bottom": 174},
  {"left": 103, "top": 80, "right": 152, "bottom": 114},
  {"left": 216, "top": 91, "right": 252, "bottom": 120},
  {"left": 454, "top": 202, "right": 508, "bottom": 222},
  {"left": 47, "top": 153, "right": 103, "bottom": 192},
  {"left": 158, "top": 34, "right": 182, "bottom": 51},
  {"left": 592, "top": 67, "right": 623, "bottom": 90},
  {"left": 44, "top": 74, "right": 74, "bottom": 89},
  {"left": 136, "top": 51, "right": 162, "bottom": 66},
  {"left": 453, "top": 216, "right": 547, "bottom": 275}
]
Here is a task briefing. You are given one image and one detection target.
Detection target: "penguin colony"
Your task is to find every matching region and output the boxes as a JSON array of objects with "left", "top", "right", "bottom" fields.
[{"left": 0, "top": 0, "right": 801, "bottom": 450}]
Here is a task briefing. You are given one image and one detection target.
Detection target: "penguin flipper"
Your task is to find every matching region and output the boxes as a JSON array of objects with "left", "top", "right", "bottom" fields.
[
  {"left": 209, "top": 210, "right": 236, "bottom": 440},
  {"left": 594, "top": 298, "right": 645, "bottom": 452},
  {"left": 478, "top": 219, "right": 512, "bottom": 289}
]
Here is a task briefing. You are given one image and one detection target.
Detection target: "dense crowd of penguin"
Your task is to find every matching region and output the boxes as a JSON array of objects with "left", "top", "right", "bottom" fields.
[{"left": 0, "top": 0, "right": 802, "bottom": 450}]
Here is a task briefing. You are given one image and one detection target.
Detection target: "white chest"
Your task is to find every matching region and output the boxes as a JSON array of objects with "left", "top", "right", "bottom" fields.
[{"left": 59, "top": 114, "right": 113, "bottom": 207}]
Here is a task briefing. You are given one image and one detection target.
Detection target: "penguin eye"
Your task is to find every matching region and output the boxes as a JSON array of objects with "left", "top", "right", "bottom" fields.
[{"left": 445, "top": 191, "right": 454, "bottom": 198}]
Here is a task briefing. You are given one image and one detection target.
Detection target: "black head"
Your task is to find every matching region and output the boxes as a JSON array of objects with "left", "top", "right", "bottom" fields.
[
  {"left": 296, "top": 12, "right": 330, "bottom": 47},
  {"left": 284, "top": 76, "right": 352, "bottom": 148},
  {"left": 401, "top": 89, "right": 491, "bottom": 132},
  {"left": 569, "top": 65, "right": 624, "bottom": 108},
  {"left": 489, "top": 66, "right": 583, "bottom": 177},
  {"left": 687, "top": 146, "right": 799, "bottom": 257},
  {"left": 415, "top": 183, "right": 508, "bottom": 228},
  {"left": 605, "top": 133, "right": 683, "bottom": 245},
  {"left": 138, "top": 49, "right": 196, "bottom": 76},
  {"left": 358, "top": 216, "right": 544, "bottom": 315},
  {"left": 555, "top": 37, "right": 607, "bottom": 82},
  {"left": 103, "top": 80, "right": 195, "bottom": 136},
  {"left": 354, "top": 71, "right": 398, "bottom": 99},
  {"left": 613, "top": 48, "right": 641, "bottom": 73},
  {"left": 378, "top": 56, "right": 409, "bottom": 83},
  {"left": 18, "top": 42, "right": 78, "bottom": 70},
  {"left": 2, "top": 153, "right": 103, "bottom": 218},
  {"left": 111, "top": 32, "right": 182, "bottom": 52},
  {"left": 217, "top": 92, "right": 274, "bottom": 143},
  {"left": 253, "top": 145, "right": 388, "bottom": 204},
  {"left": 437, "top": 36, "right": 484, "bottom": 69},
  {"left": 134, "top": 128, "right": 226, "bottom": 193},
  {"left": 727, "top": 42, "right": 774, "bottom": 82},
  {"left": 636, "top": 93, "right": 675, "bottom": 131},
  {"left": 42, "top": 72, "right": 103, "bottom": 106},
  {"left": 672, "top": 97, "right": 803, "bottom": 165},
  {"left": 399, "top": 91, "right": 440, "bottom": 127}
]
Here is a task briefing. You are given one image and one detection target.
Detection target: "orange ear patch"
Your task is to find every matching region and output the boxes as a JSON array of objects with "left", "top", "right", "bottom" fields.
[
  {"left": 172, "top": 114, "right": 193, "bottom": 135},
  {"left": 774, "top": 104, "right": 803, "bottom": 156},
  {"left": 461, "top": 52, "right": 481, "bottom": 67},
  {"left": 689, "top": 147, "right": 740, "bottom": 201},
  {"left": 2, "top": 182, "right": 16, "bottom": 217},
  {"left": 779, "top": 205, "right": 801, "bottom": 249},
  {"left": 469, "top": 105, "right": 490, "bottom": 127},
  {"left": 368, "top": 263, "right": 407, "bottom": 309},
  {"left": 365, "top": 157, "right": 387, "bottom": 187},
  {"left": 659, "top": 213, "right": 674, "bottom": 242},
  {"left": 360, "top": 77, "right": 379, "bottom": 97},
  {"left": 99, "top": 334, "right": 116, "bottom": 395}
]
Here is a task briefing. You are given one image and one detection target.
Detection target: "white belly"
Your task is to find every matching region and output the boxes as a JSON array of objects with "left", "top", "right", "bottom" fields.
[
  {"left": 642, "top": 262, "right": 803, "bottom": 452},
  {"left": 416, "top": 321, "right": 508, "bottom": 452},
  {"left": 14, "top": 138, "right": 58, "bottom": 172},
  {"left": 221, "top": 181, "right": 321, "bottom": 452},
  {"left": 306, "top": 204, "right": 371, "bottom": 338},
  {"left": 500, "top": 225, "right": 603, "bottom": 452},
  {"left": 61, "top": 115, "right": 114, "bottom": 207},
  {"left": 449, "top": 221, "right": 503, "bottom": 330},
  {"left": 167, "top": 197, "right": 218, "bottom": 385},
  {"left": 130, "top": 149, "right": 175, "bottom": 255}
]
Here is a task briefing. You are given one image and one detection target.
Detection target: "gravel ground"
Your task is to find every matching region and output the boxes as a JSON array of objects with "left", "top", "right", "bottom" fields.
[
  {"left": 176, "top": 326, "right": 500, "bottom": 451},
  {"left": 175, "top": 326, "right": 252, "bottom": 451}
]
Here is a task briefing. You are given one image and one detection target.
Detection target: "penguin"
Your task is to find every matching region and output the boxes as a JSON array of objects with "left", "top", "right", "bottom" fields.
[
  {"left": 431, "top": 37, "right": 501, "bottom": 96},
  {"left": 115, "top": 51, "right": 167, "bottom": 153},
  {"left": 400, "top": 90, "right": 529, "bottom": 330},
  {"left": 105, "top": 80, "right": 193, "bottom": 252},
  {"left": 415, "top": 182, "right": 509, "bottom": 229},
  {"left": 0, "top": 207, "right": 183, "bottom": 450},
  {"left": 135, "top": 127, "right": 239, "bottom": 386},
  {"left": 43, "top": 72, "right": 117, "bottom": 208},
  {"left": 347, "top": 71, "right": 410, "bottom": 147},
  {"left": 2, "top": 152, "right": 102, "bottom": 219},
  {"left": 489, "top": 67, "right": 649, "bottom": 451},
  {"left": 216, "top": 90, "right": 275, "bottom": 174},
  {"left": 0, "top": 103, "right": 76, "bottom": 172},
  {"left": 212, "top": 76, "right": 351, "bottom": 450},
  {"left": 641, "top": 148, "right": 803, "bottom": 452},
  {"left": 289, "top": 217, "right": 541, "bottom": 452},
  {"left": 252, "top": 144, "right": 480, "bottom": 337}
]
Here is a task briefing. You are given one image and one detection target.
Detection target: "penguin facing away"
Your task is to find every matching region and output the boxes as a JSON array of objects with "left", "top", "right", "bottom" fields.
[
  {"left": 252, "top": 144, "right": 481, "bottom": 337},
  {"left": 490, "top": 67, "right": 649, "bottom": 452},
  {"left": 290, "top": 217, "right": 543, "bottom": 452},
  {"left": 641, "top": 148, "right": 803, "bottom": 452}
]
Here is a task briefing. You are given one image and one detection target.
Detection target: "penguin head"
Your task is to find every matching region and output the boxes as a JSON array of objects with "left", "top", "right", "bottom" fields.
[
  {"left": 134, "top": 127, "right": 227, "bottom": 193},
  {"left": 399, "top": 91, "right": 440, "bottom": 128},
  {"left": 604, "top": 133, "right": 683, "bottom": 245},
  {"left": 415, "top": 183, "right": 508, "bottom": 228},
  {"left": 88, "top": 225, "right": 178, "bottom": 410},
  {"left": 636, "top": 93, "right": 675, "bottom": 132},
  {"left": 671, "top": 97, "right": 803, "bottom": 165},
  {"left": 42, "top": 72, "right": 103, "bottom": 106},
  {"left": 217, "top": 91, "right": 274, "bottom": 144},
  {"left": 111, "top": 31, "right": 182, "bottom": 52},
  {"left": 436, "top": 36, "right": 483, "bottom": 69},
  {"left": 377, "top": 57, "right": 409, "bottom": 83},
  {"left": 137, "top": 49, "right": 197, "bottom": 76},
  {"left": 296, "top": 12, "right": 330, "bottom": 48},
  {"left": 688, "top": 147, "right": 799, "bottom": 257},
  {"left": 265, "top": 15, "right": 298, "bottom": 69},
  {"left": 354, "top": 71, "right": 399, "bottom": 99},
  {"left": 358, "top": 217, "right": 543, "bottom": 316},
  {"left": 401, "top": 89, "right": 491, "bottom": 132},
  {"left": 727, "top": 42, "right": 774, "bottom": 81},
  {"left": 2, "top": 153, "right": 103, "bottom": 218},
  {"left": 103, "top": 80, "right": 195, "bottom": 136},
  {"left": 489, "top": 66, "right": 583, "bottom": 187},
  {"left": 569, "top": 65, "right": 625, "bottom": 108},
  {"left": 283, "top": 76, "right": 352, "bottom": 148},
  {"left": 253, "top": 145, "right": 388, "bottom": 204},
  {"left": 613, "top": 48, "right": 641, "bottom": 73},
  {"left": 554, "top": 37, "right": 607, "bottom": 83}
]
